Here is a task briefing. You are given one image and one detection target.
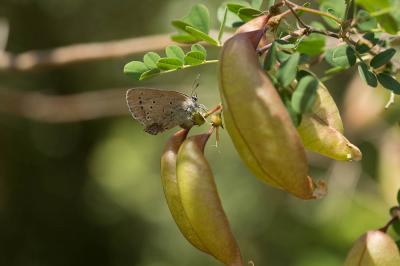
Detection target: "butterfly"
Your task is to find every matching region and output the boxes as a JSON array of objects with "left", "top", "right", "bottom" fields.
[{"left": 126, "top": 88, "right": 206, "bottom": 135}]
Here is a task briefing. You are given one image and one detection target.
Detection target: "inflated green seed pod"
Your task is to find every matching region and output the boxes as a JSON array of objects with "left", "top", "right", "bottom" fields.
[
  {"left": 218, "top": 30, "right": 319, "bottom": 199},
  {"left": 177, "top": 133, "right": 243, "bottom": 266},
  {"left": 344, "top": 230, "right": 400, "bottom": 266},
  {"left": 298, "top": 83, "right": 362, "bottom": 161},
  {"left": 160, "top": 129, "right": 208, "bottom": 253}
]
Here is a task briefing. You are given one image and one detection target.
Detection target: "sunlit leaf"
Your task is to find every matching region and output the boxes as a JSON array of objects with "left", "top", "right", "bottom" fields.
[
  {"left": 191, "top": 44, "right": 207, "bottom": 58},
  {"left": 171, "top": 4, "right": 211, "bottom": 45},
  {"left": 157, "top": 58, "right": 184, "bottom": 70},
  {"left": 181, "top": 4, "right": 210, "bottom": 34},
  {"left": 171, "top": 34, "right": 198, "bottom": 44},
  {"left": 185, "top": 26, "right": 219, "bottom": 46},
  {"left": 217, "top": 1, "right": 250, "bottom": 28},
  {"left": 124, "top": 61, "right": 149, "bottom": 79},
  {"left": 139, "top": 68, "right": 161, "bottom": 80},
  {"left": 184, "top": 51, "right": 205, "bottom": 65},
  {"left": 165, "top": 45, "right": 185, "bottom": 62},
  {"left": 143, "top": 52, "right": 160, "bottom": 69},
  {"left": 237, "top": 7, "right": 262, "bottom": 22},
  {"left": 171, "top": 20, "right": 194, "bottom": 32},
  {"left": 226, "top": 3, "right": 247, "bottom": 14}
]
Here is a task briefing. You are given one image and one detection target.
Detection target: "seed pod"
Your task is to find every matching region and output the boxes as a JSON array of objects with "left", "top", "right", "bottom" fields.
[
  {"left": 218, "top": 30, "right": 319, "bottom": 199},
  {"left": 236, "top": 15, "right": 268, "bottom": 47},
  {"left": 379, "top": 127, "right": 400, "bottom": 205},
  {"left": 344, "top": 230, "right": 400, "bottom": 266},
  {"left": 160, "top": 129, "right": 208, "bottom": 253},
  {"left": 298, "top": 82, "right": 362, "bottom": 161},
  {"left": 177, "top": 133, "right": 243, "bottom": 266}
]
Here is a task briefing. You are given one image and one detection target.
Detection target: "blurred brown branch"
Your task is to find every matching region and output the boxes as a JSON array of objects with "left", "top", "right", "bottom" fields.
[
  {"left": 0, "top": 34, "right": 175, "bottom": 72},
  {"left": 0, "top": 89, "right": 127, "bottom": 122},
  {"left": 0, "top": 30, "right": 225, "bottom": 72}
]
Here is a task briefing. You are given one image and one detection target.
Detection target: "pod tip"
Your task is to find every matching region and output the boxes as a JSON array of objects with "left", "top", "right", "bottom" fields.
[{"left": 346, "top": 143, "right": 362, "bottom": 162}]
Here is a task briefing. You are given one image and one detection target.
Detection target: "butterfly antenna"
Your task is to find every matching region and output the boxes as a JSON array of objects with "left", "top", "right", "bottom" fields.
[{"left": 191, "top": 74, "right": 201, "bottom": 97}]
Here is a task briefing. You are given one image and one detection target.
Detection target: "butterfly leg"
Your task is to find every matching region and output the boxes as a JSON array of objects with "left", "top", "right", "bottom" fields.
[{"left": 204, "top": 103, "right": 223, "bottom": 118}]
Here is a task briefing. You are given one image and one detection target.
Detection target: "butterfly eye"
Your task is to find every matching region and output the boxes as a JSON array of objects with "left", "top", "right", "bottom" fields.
[{"left": 192, "top": 94, "right": 198, "bottom": 102}]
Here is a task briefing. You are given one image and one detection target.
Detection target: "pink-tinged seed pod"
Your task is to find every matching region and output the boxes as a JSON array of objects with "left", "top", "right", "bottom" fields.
[
  {"left": 160, "top": 129, "right": 208, "bottom": 253},
  {"left": 344, "top": 230, "right": 400, "bottom": 266},
  {"left": 177, "top": 133, "right": 243, "bottom": 266},
  {"left": 218, "top": 29, "right": 321, "bottom": 199},
  {"left": 235, "top": 15, "right": 269, "bottom": 48},
  {"left": 298, "top": 82, "right": 362, "bottom": 161}
]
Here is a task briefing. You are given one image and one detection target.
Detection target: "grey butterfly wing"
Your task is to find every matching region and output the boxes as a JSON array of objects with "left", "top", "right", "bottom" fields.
[{"left": 126, "top": 88, "right": 194, "bottom": 135}]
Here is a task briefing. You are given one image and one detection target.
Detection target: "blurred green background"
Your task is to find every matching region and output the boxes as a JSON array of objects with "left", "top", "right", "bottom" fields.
[{"left": 0, "top": 0, "right": 399, "bottom": 265}]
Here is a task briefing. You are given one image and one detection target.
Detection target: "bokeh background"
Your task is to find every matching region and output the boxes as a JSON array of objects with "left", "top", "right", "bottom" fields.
[{"left": 0, "top": 0, "right": 399, "bottom": 265}]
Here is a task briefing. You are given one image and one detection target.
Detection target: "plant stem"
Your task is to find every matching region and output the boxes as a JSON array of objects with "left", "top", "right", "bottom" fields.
[
  {"left": 153, "top": 60, "right": 219, "bottom": 77},
  {"left": 205, "top": 103, "right": 223, "bottom": 118},
  {"left": 344, "top": 0, "right": 353, "bottom": 21},
  {"left": 257, "top": 25, "right": 340, "bottom": 55},
  {"left": 257, "top": 28, "right": 307, "bottom": 54},
  {"left": 283, "top": 0, "right": 308, "bottom": 29},
  {"left": 218, "top": 7, "right": 228, "bottom": 45},
  {"left": 285, "top": 0, "right": 342, "bottom": 25},
  {"left": 379, "top": 216, "right": 399, "bottom": 233}
]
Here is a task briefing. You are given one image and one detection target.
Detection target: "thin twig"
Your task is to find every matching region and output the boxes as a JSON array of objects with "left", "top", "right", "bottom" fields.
[
  {"left": 285, "top": 0, "right": 342, "bottom": 25},
  {"left": 0, "top": 30, "right": 225, "bottom": 72},
  {"left": 0, "top": 34, "right": 174, "bottom": 72},
  {"left": 385, "top": 91, "right": 396, "bottom": 109},
  {"left": 283, "top": 0, "right": 308, "bottom": 29},
  {"left": 257, "top": 28, "right": 307, "bottom": 54},
  {"left": 308, "top": 27, "right": 340, "bottom": 39},
  {"left": 379, "top": 216, "right": 399, "bottom": 233}
]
